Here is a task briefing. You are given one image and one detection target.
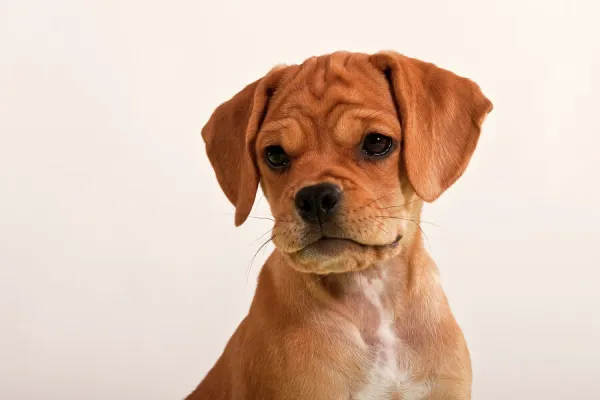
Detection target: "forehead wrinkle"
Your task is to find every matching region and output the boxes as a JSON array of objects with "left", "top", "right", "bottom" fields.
[
  {"left": 263, "top": 53, "right": 399, "bottom": 152},
  {"left": 266, "top": 90, "right": 318, "bottom": 150},
  {"left": 321, "top": 86, "right": 365, "bottom": 125},
  {"left": 270, "top": 54, "right": 366, "bottom": 120},
  {"left": 290, "top": 54, "right": 354, "bottom": 100},
  {"left": 277, "top": 89, "right": 318, "bottom": 120},
  {"left": 321, "top": 84, "right": 362, "bottom": 113},
  {"left": 259, "top": 115, "right": 314, "bottom": 156},
  {"left": 330, "top": 110, "right": 364, "bottom": 147},
  {"left": 331, "top": 107, "right": 401, "bottom": 147},
  {"left": 275, "top": 82, "right": 364, "bottom": 135},
  {"left": 328, "top": 52, "right": 353, "bottom": 74},
  {"left": 272, "top": 52, "right": 389, "bottom": 113}
]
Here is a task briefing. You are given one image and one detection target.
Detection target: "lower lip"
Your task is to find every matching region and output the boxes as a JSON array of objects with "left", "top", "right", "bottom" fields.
[
  {"left": 300, "top": 236, "right": 401, "bottom": 257},
  {"left": 305, "top": 238, "right": 360, "bottom": 255}
]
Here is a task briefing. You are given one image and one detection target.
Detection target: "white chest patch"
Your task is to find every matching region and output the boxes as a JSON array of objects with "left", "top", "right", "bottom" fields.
[{"left": 351, "top": 275, "right": 431, "bottom": 400}]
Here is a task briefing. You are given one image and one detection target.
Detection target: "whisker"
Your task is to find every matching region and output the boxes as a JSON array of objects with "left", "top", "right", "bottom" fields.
[
  {"left": 369, "top": 217, "right": 390, "bottom": 235},
  {"left": 246, "top": 215, "right": 275, "bottom": 222},
  {"left": 250, "top": 228, "right": 274, "bottom": 245},
  {"left": 246, "top": 235, "right": 276, "bottom": 282},
  {"left": 254, "top": 194, "right": 266, "bottom": 209},
  {"left": 375, "top": 198, "right": 422, "bottom": 210},
  {"left": 221, "top": 212, "right": 273, "bottom": 221},
  {"left": 356, "top": 104, "right": 364, "bottom": 119},
  {"left": 297, "top": 230, "right": 313, "bottom": 249},
  {"left": 373, "top": 215, "right": 439, "bottom": 227},
  {"left": 363, "top": 109, "right": 384, "bottom": 121},
  {"left": 221, "top": 212, "right": 293, "bottom": 224},
  {"left": 410, "top": 220, "right": 432, "bottom": 250},
  {"left": 356, "top": 190, "right": 403, "bottom": 211},
  {"left": 306, "top": 273, "right": 326, "bottom": 289},
  {"left": 274, "top": 120, "right": 287, "bottom": 130}
]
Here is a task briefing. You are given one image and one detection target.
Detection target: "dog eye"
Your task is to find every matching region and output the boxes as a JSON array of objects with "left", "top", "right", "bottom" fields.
[
  {"left": 265, "top": 145, "right": 290, "bottom": 169},
  {"left": 362, "top": 133, "right": 393, "bottom": 157}
]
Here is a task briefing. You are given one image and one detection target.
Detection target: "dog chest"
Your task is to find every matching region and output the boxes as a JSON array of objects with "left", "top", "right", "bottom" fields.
[{"left": 350, "top": 274, "right": 431, "bottom": 400}]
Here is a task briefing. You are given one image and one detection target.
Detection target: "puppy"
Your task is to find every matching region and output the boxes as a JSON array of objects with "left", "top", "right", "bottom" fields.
[{"left": 187, "top": 51, "right": 492, "bottom": 400}]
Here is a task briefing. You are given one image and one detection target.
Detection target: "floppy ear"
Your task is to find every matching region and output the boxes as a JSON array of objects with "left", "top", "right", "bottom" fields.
[
  {"left": 202, "top": 67, "right": 286, "bottom": 226},
  {"left": 370, "top": 52, "right": 493, "bottom": 201}
]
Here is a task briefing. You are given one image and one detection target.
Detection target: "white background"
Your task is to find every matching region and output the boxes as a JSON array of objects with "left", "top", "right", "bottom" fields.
[{"left": 1, "top": 0, "right": 599, "bottom": 399}]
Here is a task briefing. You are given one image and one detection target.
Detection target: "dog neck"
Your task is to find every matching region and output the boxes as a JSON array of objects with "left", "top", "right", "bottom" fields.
[
  {"left": 312, "top": 216, "right": 429, "bottom": 291},
  {"left": 266, "top": 227, "right": 439, "bottom": 320}
]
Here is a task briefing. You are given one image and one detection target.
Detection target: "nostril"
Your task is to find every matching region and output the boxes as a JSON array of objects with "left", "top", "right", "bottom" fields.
[
  {"left": 295, "top": 187, "right": 318, "bottom": 222},
  {"left": 299, "top": 198, "right": 312, "bottom": 213},
  {"left": 320, "top": 194, "right": 337, "bottom": 211},
  {"left": 317, "top": 186, "right": 342, "bottom": 218},
  {"left": 295, "top": 183, "right": 342, "bottom": 223}
]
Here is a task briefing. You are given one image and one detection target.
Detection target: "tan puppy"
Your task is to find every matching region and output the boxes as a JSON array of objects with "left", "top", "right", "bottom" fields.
[{"left": 187, "top": 51, "right": 492, "bottom": 400}]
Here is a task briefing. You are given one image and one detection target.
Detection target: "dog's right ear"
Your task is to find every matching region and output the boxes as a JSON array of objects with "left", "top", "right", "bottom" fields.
[{"left": 202, "top": 66, "right": 287, "bottom": 226}]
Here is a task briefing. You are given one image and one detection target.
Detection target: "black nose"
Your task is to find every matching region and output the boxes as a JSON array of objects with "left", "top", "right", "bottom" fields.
[{"left": 295, "top": 183, "right": 342, "bottom": 223}]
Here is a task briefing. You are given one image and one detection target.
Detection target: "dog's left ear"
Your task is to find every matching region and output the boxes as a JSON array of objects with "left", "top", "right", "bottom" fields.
[
  {"left": 202, "top": 66, "right": 287, "bottom": 226},
  {"left": 370, "top": 52, "right": 493, "bottom": 201}
]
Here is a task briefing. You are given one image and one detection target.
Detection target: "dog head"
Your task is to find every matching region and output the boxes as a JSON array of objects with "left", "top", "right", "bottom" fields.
[{"left": 202, "top": 51, "right": 492, "bottom": 274}]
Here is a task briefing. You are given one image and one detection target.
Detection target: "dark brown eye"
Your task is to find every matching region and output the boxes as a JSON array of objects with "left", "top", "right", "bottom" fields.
[
  {"left": 265, "top": 145, "right": 290, "bottom": 169},
  {"left": 362, "top": 133, "right": 393, "bottom": 157}
]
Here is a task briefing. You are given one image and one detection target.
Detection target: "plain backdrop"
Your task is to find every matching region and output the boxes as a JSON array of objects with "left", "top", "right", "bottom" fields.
[{"left": 1, "top": 0, "right": 599, "bottom": 399}]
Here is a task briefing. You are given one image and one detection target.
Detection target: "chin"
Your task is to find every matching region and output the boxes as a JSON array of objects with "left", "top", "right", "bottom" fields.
[{"left": 283, "top": 237, "right": 402, "bottom": 274}]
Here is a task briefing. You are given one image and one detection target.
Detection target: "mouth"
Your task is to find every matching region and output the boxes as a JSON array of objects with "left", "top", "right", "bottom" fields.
[{"left": 292, "top": 235, "right": 402, "bottom": 257}]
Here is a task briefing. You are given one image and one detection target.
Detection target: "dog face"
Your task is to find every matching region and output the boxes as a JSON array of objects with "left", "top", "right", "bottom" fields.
[{"left": 202, "top": 52, "right": 492, "bottom": 274}]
